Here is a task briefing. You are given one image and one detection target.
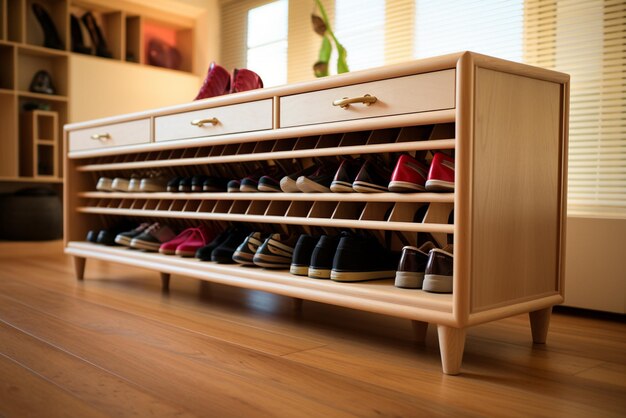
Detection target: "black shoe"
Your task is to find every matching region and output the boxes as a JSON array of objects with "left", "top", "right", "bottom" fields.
[
  {"left": 167, "top": 176, "right": 184, "bottom": 192},
  {"left": 330, "top": 158, "right": 362, "bottom": 193},
  {"left": 196, "top": 227, "right": 233, "bottom": 260},
  {"left": 96, "top": 222, "right": 134, "bottom": 246},
  {"left": 191, "top": 175, "right": 208, "bottom": 192},
  {"left": 253, "top": 234, "right": 298, "bottom": 268},
  {"left": 331, "top": 234, "right": 400, "bottom": 282},
  {"left": 290, "top": 234, "right": 317, "bottom": 276},
  {"left": 258, "top": 175, "right": 282, "bottom": 192},
  {"left": 211, "top": 228, "right": 253, "bottom": 263},
  {"left": 86, "top": 230, "right": 98, "bottom": 243},
  {"left": 71, "top": 14, "right": 91, "bottom": 54},
  {"left": 81, "top": 12, "right": 112, "bottom": 58},
  {"left": 114, "top": 222, "right": 152, "bottom": 246},
  {"left": 203, "top": 177, "right": 228, "bottom": 192},
  {"left": 308, "top": 235, "right": 340, "bottom": 279},
  {"left": 423, "top": 246, "right": 454, "bottom": 293},
  {"left": 29, "top": 70, "right": 56, "bottom": 95},
  {"left": 178, "top": 177, "right": 192, "bottom": 192},
  {"left": 32, "top": 3, "right": 64, "bottom": 50},
  {"left": 227, "top": 179, "right": 241, "bottom": 193},
  {"left": 240, "top": 175, "right": 261, "bottom": 192},
  {"left": 232, "top": 232, "right": 266, "bottom": 265},
  {"left": 394, "top": 242, "right": 437, "bottom": 288},
  {"left": 353, "top": 158, "right": 392, "bottom": 193}
]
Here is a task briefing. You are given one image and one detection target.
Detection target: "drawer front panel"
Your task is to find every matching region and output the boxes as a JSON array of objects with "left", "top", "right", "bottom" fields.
[
  {"left": 155, "top": 99, "right": 273, "bottom": 142},
  {"left": 280, "top": 69, "right": 455, "bottom": 128},
  {"left": 69, "top": 119, "right": 151, "bottom": 152}
]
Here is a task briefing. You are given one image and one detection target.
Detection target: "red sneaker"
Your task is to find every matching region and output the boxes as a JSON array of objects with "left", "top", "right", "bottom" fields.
[
  {"left": 230, "top": 68, "right": 263, "bottom": 94},
  {"left": 425, "top": 152, "right": 455, "bottom": 192},
  {"left": 194, "top": 62, "right": 231, "bottom": 100},
  {"left": 388, "top": 154, "right": 429, "bottom": 192},
  {"left": 159, "top": 228, "right": 195, "bottom": 255},
  {"left": 175, "top": 226, "right": 214, "bottom": 257}
]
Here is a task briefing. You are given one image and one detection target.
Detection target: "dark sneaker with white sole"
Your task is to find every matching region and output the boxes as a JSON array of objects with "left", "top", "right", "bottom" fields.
[
  {"left": 331, "top": 234, "right": 400, "bottom": 282},
  {"left": 330, "top": 158, "right": 362, "bottom": 193},
  {"left": 129, "top": 223, "right": 176, "bottom": 251},
  {"left": 240, "top": 175, "right": 261, "bottom": 192},
  {"left": 422, "top": 246, "right": 454, "bottom": 293},
  {"left": 394, "top": 241, "right": 437, "bottom": 288},
  {"left": 353, "top": 159, "right": 392, "bottom": 193},
  {"left": 211, "top": 228, "right": 251, "bottom": 263},
  {"left": 203, "top": 177, "right": 228, "bottom": 192},
  {"left": 258, "top": 175, "right": 282, "bottom": 192},
  {"left": 227, "top": 179, "right": 241, "bottom": 192},
  {"left": 290, "top": 234, "right": 317, "bottom": 276},
  {"left": 308, "top": 235, "right": 340, "bottom": 279},
  {"left": 115, "top": 222, "right": 152, "bottom": 246},
  {"left": 253, "top": 234, "right": 298, "bottom": 268},
  {"left": 232, "top": 232, "right": 267, "bottom": 265}
]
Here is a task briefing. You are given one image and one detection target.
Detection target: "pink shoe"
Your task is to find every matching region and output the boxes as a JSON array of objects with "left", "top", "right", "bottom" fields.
[
  {"left": 194, "top": 62, "right": 231, "bottom": 100},
  {"left": 159, "top": 228, "right": 196, "bottom": 255},
  {"left": 175, "top": 226, "right": 213, "bottom": 257},
  {"left": 230, "top": 68, "right": 263, "bottom": 94}
]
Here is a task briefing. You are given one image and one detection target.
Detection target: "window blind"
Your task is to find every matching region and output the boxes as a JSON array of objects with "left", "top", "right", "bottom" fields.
[{"left": 220, "top": 0, "right": 626, "bottom": 215}]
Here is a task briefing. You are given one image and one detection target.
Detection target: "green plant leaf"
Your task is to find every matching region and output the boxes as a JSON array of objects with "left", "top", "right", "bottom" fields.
[
  {"left": 336, "top": 43, "right": 349, "bottom": 74},
  {"left": 319, "top": 35, "right": 332, "bottom": 62}
]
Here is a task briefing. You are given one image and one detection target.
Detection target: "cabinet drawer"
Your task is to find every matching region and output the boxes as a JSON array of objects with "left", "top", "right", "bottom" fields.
[
  {"left": 69, "top": 119, "right": 151, "bottom": 152},
  {"left": 154, "top": 99, "right": 273, "bottom": 142},
  {"left": 280, "top": 70, "right": 455, "bottom": 128}
]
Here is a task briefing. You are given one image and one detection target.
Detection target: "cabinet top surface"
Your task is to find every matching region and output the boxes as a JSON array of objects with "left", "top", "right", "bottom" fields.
[{"left": 64, "top": 51, "right": 569, "bottom": 131}]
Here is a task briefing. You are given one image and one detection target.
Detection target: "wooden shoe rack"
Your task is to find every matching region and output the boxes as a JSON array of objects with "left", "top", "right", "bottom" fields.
[{"left": 64, "top": 52, "right": 570, "bottom": 374}]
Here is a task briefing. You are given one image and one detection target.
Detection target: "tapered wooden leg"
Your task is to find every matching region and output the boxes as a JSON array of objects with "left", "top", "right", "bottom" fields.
[
  {"left": 412, "top": 320, "right": 428, "bottom": 344},
  {"left": 74, "top": 256, "right": 86, "bottom": 280},
  {"left": 293, "top": 298, "right": 303, "bottom": 313},
  {"left": 529, "top": 307, "right": 552, "bottom": 344},
  {"left": 160, "top": 273, "right": 171, "bottom": 292},
  {"left": 437, "top": 325, "right": 466, "bottom": 375}
]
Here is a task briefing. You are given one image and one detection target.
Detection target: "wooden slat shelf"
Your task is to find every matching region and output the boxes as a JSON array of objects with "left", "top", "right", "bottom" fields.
[
  {"left": 17, "top": 91, "right": 69, "bottom": 102},
  {"left": 76, "top": 206, "right": 455, "bottom": 234},
  {"left": 78, "top": 191, "right": 455, "bottom": 203},
  {"left": 75, "top": 139, "right": 456, "bottom": 172},
  {"left": 66, "top": 241, "right": 454, "bottom": 322}
]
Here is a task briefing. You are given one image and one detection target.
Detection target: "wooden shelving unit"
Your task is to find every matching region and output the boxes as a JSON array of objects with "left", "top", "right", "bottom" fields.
[
  {"left": 0, "top": 0, "right": 195, "bottom": 184},
  {"left": 64, "top": 52, "right": 570, "bottom": 374}
]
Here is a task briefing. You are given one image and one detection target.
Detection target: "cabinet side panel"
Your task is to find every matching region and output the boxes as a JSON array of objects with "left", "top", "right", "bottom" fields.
[{"left": 471, "top": 68, "right": 562, "bottom": 312}]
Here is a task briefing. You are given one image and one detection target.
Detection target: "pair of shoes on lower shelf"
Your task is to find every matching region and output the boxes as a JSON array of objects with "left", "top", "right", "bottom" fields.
[
  {"left": 227, "top": 170, "right": 284, "bottom": 193},
  {"left": 86, "top": 221, "right": 135, "bottom": 245},
  {"left": 97, "top": 176, "right": 167, "bottom": 192},
  {"left": 168, "top": 176, "right": 228, "bottom": 193},
  {"left": 115, "top": 223, "right": 213, "bottom": 257},
  {"left": 395, "top": 242, "right": 454, "bottom": 293},
  {"left": 290, "top": 232, "right": 400, "bottom": 282}
]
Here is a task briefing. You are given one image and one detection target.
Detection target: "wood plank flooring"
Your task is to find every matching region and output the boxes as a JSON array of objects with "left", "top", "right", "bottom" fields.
[{"left": 0, "top": 243, "right": 624, "bottom": 417}]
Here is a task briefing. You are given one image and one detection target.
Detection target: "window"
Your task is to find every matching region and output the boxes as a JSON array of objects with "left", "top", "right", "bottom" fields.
[
  {"left": 334, "top": 0, "right": 386, "bottom": 71},
  {"left": 246, "top": 0, "right": 288, "bottom": 87},
  {"left": 414, "top": 0, "right": 524, "bottom": 62}
]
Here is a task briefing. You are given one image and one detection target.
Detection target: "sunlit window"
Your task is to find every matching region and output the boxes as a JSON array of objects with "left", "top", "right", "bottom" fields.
[
  {"left": 414, "top": 0, "right": 524, "bottom": 62},
  {"left": 247, "top": 0, "right": 288, "bottom": 87},
  {"left": 334, "top": 0, "right": 385, "bottom": 71}
]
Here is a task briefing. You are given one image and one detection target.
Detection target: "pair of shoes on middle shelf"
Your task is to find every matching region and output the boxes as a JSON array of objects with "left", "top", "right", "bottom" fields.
[
  {"left": 115, "top": 222, "right": 214, "bottom": 257},
  {"left": 279, "top": 152, "right": 455, "bottom": 194},
  {"left": 395, "top": 242, "right": 454, "bottom": 293},
  {"left": 167, "top": 175, "right": 228, "bottom": 193},
  {"left": 97, "top": 176, "right": 168, "bottom": 192},
  {"left": 290, "top": 232, "right": 401, "bottom": 282},
  {"left": 197, "top": 230, "right": 299, "bottom": 268}
]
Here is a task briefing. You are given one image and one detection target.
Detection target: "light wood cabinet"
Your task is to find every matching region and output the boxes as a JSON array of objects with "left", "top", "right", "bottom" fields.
[{"left": 64, "top": 52, "right": 570, "bottom": 375}]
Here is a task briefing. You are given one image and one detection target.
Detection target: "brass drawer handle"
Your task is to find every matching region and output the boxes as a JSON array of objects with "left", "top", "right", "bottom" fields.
[
  {"left": 191, "top": 117, "right": 219, "bottom": 127},
  {"left": 90, "top": 133, "right": 111, "bottom": 141},
  {"left": 332, "top": 94, "right": 377, "bottom": 109}
]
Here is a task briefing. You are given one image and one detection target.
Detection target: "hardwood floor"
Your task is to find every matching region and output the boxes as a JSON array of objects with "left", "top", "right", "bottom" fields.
[{"left": 0, "top": 243, "right": 624, "bottom": 417}]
